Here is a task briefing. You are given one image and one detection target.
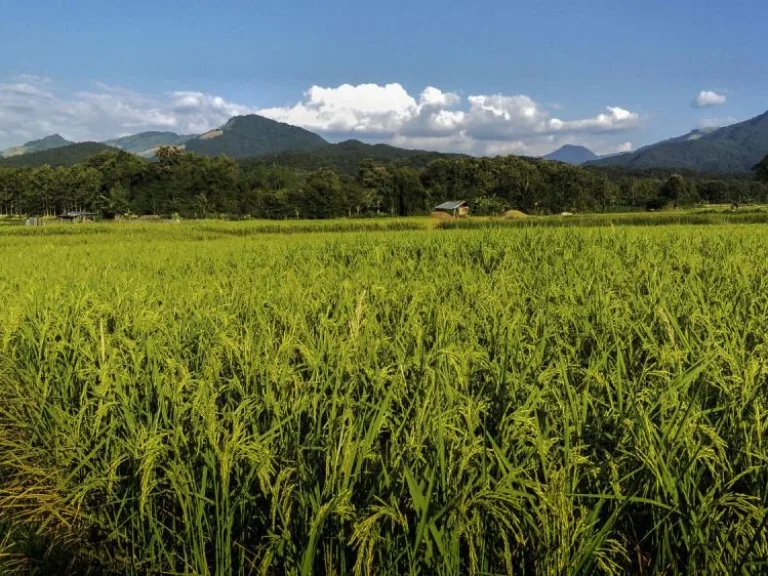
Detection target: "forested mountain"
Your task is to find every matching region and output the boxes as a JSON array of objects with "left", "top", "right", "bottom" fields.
[
  {"left": 543, "top": 145, "right": 598, "bottom": 165},
  {"left": 1, "top": 134, "right": 74, "bottom": 158},
  {"left": 241, "top": 139, "right": 464, "bottom": 175},
  {"left": 185, "top": 114, "right": 328, "bottom": 158},
  {"left": 104, "top": 131, "right": 195, "bottom": 157},
  {"left": 0, "top": 142, "right": 119, "bottom": 168},
  {"left": 588, "top": 111, "right": 768, "bottom": 172}
]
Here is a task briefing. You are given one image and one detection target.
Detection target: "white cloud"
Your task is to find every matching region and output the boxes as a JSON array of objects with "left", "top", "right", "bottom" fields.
[
  {"left": 462, "top": 96, "right": 639, "bottom": 141},
  {"left": 697, "top": 116, "right": 737, "bottom": 129},
  {"left": 419, "top": 86, "right": 461, "bottom": 108},
  {"left": 693, "top": 90, "right": 727, "bottom": 108},
  {"left": 257, "top": 83, "right": 420, "bottom": 136},
  {"left": 0, "top": 77, "right": 258, "bottom": 149},
  {"left": 0, "top": 77, "right": 642, "bottom": 157},
  {"left": 257, "top": 83, "right": 641, "bottom": 156}
]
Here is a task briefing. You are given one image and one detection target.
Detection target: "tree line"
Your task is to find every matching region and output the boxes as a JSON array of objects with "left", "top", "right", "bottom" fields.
[{"left": 1, "top": 147, "right": 767, "bottom": 219}]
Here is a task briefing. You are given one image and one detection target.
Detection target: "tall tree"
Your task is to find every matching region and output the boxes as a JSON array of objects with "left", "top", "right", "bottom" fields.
[{"left": 753, "top": 153, "right": 768, "bottom": 183}]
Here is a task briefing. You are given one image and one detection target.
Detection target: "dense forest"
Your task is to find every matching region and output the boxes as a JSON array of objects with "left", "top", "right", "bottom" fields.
[
  {"left": 1, "top": 146, "right": 767, "bottom": 219},
  {"left": 240, "top": 139, "right": 465, "bottom": 175}
]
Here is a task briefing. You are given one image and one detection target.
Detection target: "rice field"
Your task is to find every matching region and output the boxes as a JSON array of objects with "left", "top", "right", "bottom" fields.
[
  {"left": 438, "top": 209, "right": 768, "bottom": 229},
  {"left": 1, "top": 219, "right": 768, "bottom": 575}
]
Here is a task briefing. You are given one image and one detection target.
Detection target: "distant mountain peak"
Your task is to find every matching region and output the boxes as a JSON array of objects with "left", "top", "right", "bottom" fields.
[
  {"left": 39, "top": 133, "right": 68, "bottom": 142},
  {"left": 543, "top": 144, "right": 599, "bottom": 165},
  {"left": 185, "top": 113, "right": 328, "bottom": 158},
  {"left": 1, "top": 133, "right": 74, "bottom": 158}
]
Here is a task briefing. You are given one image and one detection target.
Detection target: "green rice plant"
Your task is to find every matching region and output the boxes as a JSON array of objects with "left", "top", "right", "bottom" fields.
[
  {"left": 437, "top": 210, "right": 768, "bottom": 229},
  {"left": 0, "top": 220, "right": 767, "bottom": 574}
]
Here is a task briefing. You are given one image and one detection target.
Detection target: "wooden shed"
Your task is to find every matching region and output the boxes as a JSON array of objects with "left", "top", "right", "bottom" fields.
[
  {"left": 59, "top": 211, "right": 98, "bottom": 223},
  {"left": 434, "top": 200, "right": 469, "bottom": 218}
]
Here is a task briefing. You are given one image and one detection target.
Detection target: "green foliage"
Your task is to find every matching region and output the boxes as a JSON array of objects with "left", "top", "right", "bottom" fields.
[
  {"left": 471, "top": 195, "right": 507, "bottom": 216},
  {"left": 1, "top": 222, "right": 768, "bottom": 574},
  {"left": 651, "top": 173, "right": 697, "bottom": 208},
  {"left": 241, "top": 139, "right": 464, "bottom": 175},
  {"left": 96, "top": 183, "right": 130, "bottom": 219},
  {"left": 1, "top": 144, "right": 767, "bottom": 220},
  {"left": 659, "top": 173, "right": 686, "bottom": 203},
  {"left": 753, "top": 153, "right": 768, "bottom": 183}
]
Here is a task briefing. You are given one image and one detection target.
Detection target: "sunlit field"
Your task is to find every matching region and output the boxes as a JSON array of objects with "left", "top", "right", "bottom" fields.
[{"left": 2, "top": 218, "right": 768, "bottom": 575}]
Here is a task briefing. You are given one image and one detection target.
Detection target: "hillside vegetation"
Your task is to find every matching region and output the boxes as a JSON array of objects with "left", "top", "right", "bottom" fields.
[
  {"left": 241, "top": 139, "right": 465, "bottom": 175},
  {"left": 589, "top": 111, "right": 768, "bottom": 172},
  {"left": 105, "top": 131, "right": 195, "bottom": 156},
  {"left": 0, "top": 133, "right": 74, "bottom": 158},
  {"left": 185, "top": 114, "right": 328, "bottom": 158},
  {"left": 0, "top": 142, "right": 119, "bottom": 168}
]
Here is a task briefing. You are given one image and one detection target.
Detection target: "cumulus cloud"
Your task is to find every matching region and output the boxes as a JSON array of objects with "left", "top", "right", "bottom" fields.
[
  {"left": 258, "top": 83, "right": 641, "bottom": 156},
  {"left": 0, "top": 77, "right": 258, "bottom": 149},
  {"left": 693, "top": 90, "right": 727, "bottom": 108},
  {"left": 257, "top": 83, "right": 421, "bottom": 136},
  {"left": 0, "top": 77, "right": 642, "bottom": 157},
  {"left": 461, "top": 95, "right": 638, "bottom": 141}
]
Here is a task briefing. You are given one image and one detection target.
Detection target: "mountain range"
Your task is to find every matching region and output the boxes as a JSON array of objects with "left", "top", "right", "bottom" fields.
[
  {"left": 0, "top": 114, "right": 329, "bottom": 165},
  {"left": 2, "top": 109, "right": 768, "bottom": 173},
  {"left": 587, "top": 113, "right": 768, "bottom": 172}
]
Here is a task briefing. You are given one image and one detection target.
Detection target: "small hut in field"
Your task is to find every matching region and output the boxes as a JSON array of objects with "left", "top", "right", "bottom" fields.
[
  {"left": 59, "top": 211, "right": 98, "bottom": 223},
  {"left": 433, "top": 200, "right": 469, "bottom": 218}
]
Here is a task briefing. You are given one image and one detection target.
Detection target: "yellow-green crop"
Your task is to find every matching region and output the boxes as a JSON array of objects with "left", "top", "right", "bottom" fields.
[{"left": 1, "top": 220, "right": 767, "bottom": 575}]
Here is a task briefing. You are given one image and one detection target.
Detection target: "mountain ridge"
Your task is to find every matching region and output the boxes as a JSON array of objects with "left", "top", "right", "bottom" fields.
[
  {"left": 1, "top": 134, "right": 74, "bottom": 158},
  {"left": 587, "top": 113, "right": 768, "bottom": 172},
  {"left": 0, "top": 142, "right": 119, "bottom": 168},
  {"left": 104, "top": 131, "right": 196, "bottom": 157}
]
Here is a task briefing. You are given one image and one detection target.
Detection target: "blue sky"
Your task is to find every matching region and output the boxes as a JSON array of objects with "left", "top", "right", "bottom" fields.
[{"left": 1, "top": 0, "right": 766, "bottom": 155}]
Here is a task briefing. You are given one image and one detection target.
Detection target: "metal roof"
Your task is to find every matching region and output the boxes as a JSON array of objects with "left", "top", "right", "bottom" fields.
[
  {"left": 61, "top": 211, "right": 98, "bottom": 218},
  {"left": 434, "top": 200, "right": 467, "bottom": 210}
]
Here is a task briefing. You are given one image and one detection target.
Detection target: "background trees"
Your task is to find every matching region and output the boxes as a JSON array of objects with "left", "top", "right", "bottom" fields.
[
  {"left": 1, "top": 148, "right": 767, "bottom": 220},
  {"left": 754, "top": 153, "right": 768, "bottom": 183}
]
